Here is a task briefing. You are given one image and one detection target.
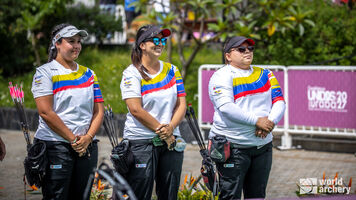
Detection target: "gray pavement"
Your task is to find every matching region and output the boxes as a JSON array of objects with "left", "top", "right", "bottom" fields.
[{"left": 0, "top": 129, "right": 355, "bottom": 199}]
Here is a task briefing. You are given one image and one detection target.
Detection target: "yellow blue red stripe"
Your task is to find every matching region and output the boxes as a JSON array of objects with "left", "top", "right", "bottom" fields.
[
  {"left": 269, "top": 71, "right": 284, "bottom": 104},
  {"left": 233, "top": 67, "right": 270, "bottom": 100},
  {"left": 175, "top": 69, "right": 185, "bottom": 97},
  {"left": 52, "top": 65, "right": 104, "bottom": 102},
  {"left": 141, "top": 62, "right": 186, "bottom": 96},
  {"left": 233, "top": 67, "right": 284, "bottom": 103}
]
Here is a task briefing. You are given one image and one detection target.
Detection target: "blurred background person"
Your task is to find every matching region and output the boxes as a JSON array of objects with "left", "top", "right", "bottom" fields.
[{"left": 125, "top": 0, "right": 141, "bottom": 29}]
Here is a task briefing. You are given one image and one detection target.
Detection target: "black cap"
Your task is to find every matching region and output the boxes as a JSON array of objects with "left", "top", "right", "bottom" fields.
[
  {"left": 223, "top": 36, "right": 255, "bottom": 53},
  {"left": 137, "top": 25, "right": 171, "bottom": 45}
]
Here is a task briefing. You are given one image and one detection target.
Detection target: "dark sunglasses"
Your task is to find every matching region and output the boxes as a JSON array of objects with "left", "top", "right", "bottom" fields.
[
  {"left": 145, "top": 37, "right": 167, "bottom": 46},
  {"left": 231, "top": 46, "right": 255, "bottom": 53}
]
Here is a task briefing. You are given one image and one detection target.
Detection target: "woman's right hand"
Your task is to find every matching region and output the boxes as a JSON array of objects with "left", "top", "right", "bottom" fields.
[
  {"left": 256, "top": 116, "right": 275, "bottom": 133},
  {"left": 155, "top": 124, "right": 173, "bottom": 140},
  {"left": 71, "top": 135, "right": 89, "bottom": 156}
]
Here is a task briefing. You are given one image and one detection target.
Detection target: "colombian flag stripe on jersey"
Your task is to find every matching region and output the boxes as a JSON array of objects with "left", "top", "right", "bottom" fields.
[
  {"left": 269, "top": 71, "right": 284, "bottom": 104},
  {"left": 52, "top": 65, "right": 104, "bottom": 102},
  {"left": 94, "top": 84, "right": 104, "bottom": 102},
  {"left": 233, "top": 67, "right": 271, "bottom": 100},
  {"left": 53, "top": 66, "right": 94, "bottom": 94},
  {"left": 175, "top": 69, "right": 186, "bottom": 97},
  {"left": 141, "top": 62, "right": 186, "bottom": 97}
]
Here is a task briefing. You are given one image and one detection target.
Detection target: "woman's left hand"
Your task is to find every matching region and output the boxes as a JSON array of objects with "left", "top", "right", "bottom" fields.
[
  {"left": 255, "top": 128, "right": 269, "bottom": 139},
  {"left": 71, "top": 135, "right": 91, "bottom": 155}
]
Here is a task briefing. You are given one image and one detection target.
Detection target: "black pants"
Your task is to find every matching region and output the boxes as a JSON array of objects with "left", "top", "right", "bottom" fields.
[
  {"left": 34, "top": 138, "right": 98, "bottom": 200},
  {"left": 125, "top": 139, "right": 184, "bottom": 200},
  {"left": 216, "top": 142, "right": 273, "bottom": 200}
]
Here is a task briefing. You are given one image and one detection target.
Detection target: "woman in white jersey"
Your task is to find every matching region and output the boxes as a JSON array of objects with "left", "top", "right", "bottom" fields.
[
  {"left": 31, "top": 23, "right": 104, "bottom": 199},
  {"left": 119, "top": 25, "right": 186, "bottom": 200},
  {"left": 208, "top": 36, "right": 286, "bottom": 199}
]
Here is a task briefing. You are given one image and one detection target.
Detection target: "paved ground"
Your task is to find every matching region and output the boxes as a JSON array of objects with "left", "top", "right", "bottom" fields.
[{"left": 0, "top": 129, "right": 356, "bottom": 200}]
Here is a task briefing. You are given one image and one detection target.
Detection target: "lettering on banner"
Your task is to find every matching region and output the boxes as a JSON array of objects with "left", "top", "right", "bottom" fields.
[{"left": 307, "top": 86, "right": 347, "bottom": 112}]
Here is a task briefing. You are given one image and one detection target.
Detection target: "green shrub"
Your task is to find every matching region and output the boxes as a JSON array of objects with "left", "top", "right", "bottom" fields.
[
  {"left": 0, "top": 1, "right": 123, "bottom": 77},
  {"left": 254, "top": 0, "right": 356, "bottom": 66}
]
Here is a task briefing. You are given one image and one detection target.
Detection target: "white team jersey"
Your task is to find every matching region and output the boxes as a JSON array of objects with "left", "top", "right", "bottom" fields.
[
  {"left": 31, "top": 60, "right": 104, "bottom": 142},
  {"left": 120, "top": 61, "right": 186, "bottom": 140},
  {"left": 208, "top": 65, "right": 284, "bottom": 146}
]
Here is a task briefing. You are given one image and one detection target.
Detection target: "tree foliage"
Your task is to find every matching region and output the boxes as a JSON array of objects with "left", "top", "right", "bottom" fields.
[
  {"left": 0, "top": 1, "right": 122, "bottom": 77},
  {"left": 253, "top": 0, "right": 356, "bottom": 66},
  {"left": 16, "top": 0, "right": 73, "bottom": 67},
  {"left": 132, "top": 0, "right": 316, "bottom": 79},
  {"left": 0, "top": 0, "right": 34, "bottom": 77}
]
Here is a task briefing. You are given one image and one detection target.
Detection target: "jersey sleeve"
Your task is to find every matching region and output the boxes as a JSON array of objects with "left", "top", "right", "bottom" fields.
[
  {"left": 92, "top": 71, "right": 104, "bottom": 103},
  {"left": 268, "top": 70, "right": 285, "bottom": 104},
  {"left": 120, "top": 67, "right": 142, "bottom": 100},
  {"left": 31, "top": 67, "right": 53, "bottom": 98},
  {"left": 208, "top": 70, "right": 234, "bottom": 108},
  {"left": 173, "top": 65, "right": 186, "bottom": 97}
]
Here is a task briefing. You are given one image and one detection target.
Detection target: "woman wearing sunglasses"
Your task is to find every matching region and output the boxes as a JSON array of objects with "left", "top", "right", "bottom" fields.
[
  {"left": 119, "top": 25, "right": 186, "bottom": 200},
  {"left": 208, "top": 36, "right": 286, "bottom": 199}
]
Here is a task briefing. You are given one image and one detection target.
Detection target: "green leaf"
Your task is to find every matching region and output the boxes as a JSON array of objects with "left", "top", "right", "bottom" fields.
[
  {"left": 298, "top": 23, "right": 304, "bottom": 36},
  {"left": 305, "top": 19, "right": 315, "bottom": 27}
]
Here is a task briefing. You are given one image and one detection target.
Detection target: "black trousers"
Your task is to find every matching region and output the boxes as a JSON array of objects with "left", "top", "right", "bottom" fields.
[
  {"left": 125, "top": 139, "right": 184, "bottom": 200},
  {"left": 34, "top": 138, "right": 98, "bottom": 200},
  {"left": 216, "top": 142, "right": 273, "bottom": 200}
]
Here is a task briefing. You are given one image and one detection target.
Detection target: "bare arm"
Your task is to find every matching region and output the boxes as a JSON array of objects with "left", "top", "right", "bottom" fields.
[
  {"left": 125, "top": 98, "right": 161, "bottom": 131},
  {"left": 35, "top": 95, "right": 76, "bottom": 142},
  {"left": 156, "top": 96, "right": 186, "bottom": 139},
  {"left": 72, "top": 102, "right": 104, "bottom": 154},
  {"left": 170, "top": 96, "right": 187, "bottom": 130},
  {"left": 87, "top": 102, "right": 105, "bottom": 138}
]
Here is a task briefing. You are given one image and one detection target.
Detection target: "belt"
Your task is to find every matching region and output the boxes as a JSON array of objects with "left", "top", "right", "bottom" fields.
[
  {"left": 127, "top": 138, "right": 153, "bottom": 145},
  {"left": 230, "top": 141, "right": 271, "bottom": 150}
]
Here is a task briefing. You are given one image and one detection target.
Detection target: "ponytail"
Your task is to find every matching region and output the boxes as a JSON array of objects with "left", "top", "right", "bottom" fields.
[
  {"left": 131, "top": 43, "right": 150, "bottom": 81},
  {"left": 131, "top": 25, "right": 154, "bottom": 81},
  {"left": 47, "top": 23, "right": 71, "bottom": 62}
]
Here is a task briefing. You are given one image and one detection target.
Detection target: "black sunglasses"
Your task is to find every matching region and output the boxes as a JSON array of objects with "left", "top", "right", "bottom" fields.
[
  {"left": 144, "top": 37, "right": 167, "bottom": 46},
  {"left": 231, "top": 46, "right": 255, "bottom": 53}
]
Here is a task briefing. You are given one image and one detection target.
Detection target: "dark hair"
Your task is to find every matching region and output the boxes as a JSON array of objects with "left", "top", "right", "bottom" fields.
[
  {"left": 47, "top": 23, "right": 71, "bottom": 62},
  {"left": 223, "top": 37, "right": 233, "bottom": 64},
  {"left": 131, "top": 25, "right": 153, "bottom": 81}
]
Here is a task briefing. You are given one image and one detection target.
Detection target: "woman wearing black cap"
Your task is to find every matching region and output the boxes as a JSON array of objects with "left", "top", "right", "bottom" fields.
[
  {"left": 31, "top": 23, "right": 104, "bottom": 199},
  {"left": 119, "top": 25, "right": 187, "bottom": 200},
  {"left": 208, "top": 36, "right": 286, "bottom": 199}
]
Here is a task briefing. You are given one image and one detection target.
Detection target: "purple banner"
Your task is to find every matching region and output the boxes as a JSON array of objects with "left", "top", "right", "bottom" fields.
[
  {"left": 201, "top": 68, "right": 285, "bottom": 126},
  {"left": 201, "top": 70, "right": 215, "bottom": 124},
  {"left": 288, "top": 70, "right": 356, "bottom": 129}
]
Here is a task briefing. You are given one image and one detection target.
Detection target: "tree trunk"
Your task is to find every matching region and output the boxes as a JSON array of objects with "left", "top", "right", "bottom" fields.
[
  {"left": 30, "top": 31, "right": 41, "bottom": 67},
  {"left": 181, "top": 44, "right": 202, "bottom": 81}
]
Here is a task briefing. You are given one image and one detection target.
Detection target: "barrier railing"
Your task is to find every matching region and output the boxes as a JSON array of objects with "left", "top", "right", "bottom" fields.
[{"left": 286, "top": 66, "right": 356, "bottom": 140}]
